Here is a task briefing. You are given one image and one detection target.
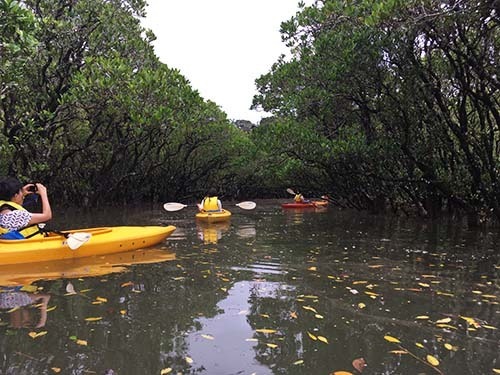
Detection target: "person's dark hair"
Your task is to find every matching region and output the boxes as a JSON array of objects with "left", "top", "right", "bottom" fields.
[{"left": 0, "top": 177, "right": 23, "bottom": 201}]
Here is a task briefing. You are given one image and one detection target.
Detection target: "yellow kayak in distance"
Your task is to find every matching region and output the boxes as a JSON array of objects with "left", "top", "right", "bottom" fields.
[
  {"left": 0, "top": 225, "right": 176, "bottom": 265},
  {"left": 0, "top": 247, "right": 176, "bottom": 287},
  {"left": 195, "top": 209, "right": 231, "bottom": 223}
]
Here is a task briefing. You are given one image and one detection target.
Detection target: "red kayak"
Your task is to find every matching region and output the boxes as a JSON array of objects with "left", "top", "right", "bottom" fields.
[{"left": 281, "top": 200, "right": 328, "bottom": 209}]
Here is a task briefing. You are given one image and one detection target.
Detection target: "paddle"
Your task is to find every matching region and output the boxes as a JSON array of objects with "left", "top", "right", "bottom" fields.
[
  {"left": 163, "top": 201, "right": 256, "bottom": 212},
  {"left": 37, "top": 224, "right": 92, "bottom": 250}
]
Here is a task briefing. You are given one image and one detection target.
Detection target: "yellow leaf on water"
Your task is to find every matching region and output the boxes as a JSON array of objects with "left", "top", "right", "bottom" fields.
[
  {"left": 46, "top": 306, "right": 57, "bottom": 312},
  {"left": 28, "top": 331, "right": 47, "bottom": 339},
  {"left": 293, "top": 360, "right": 304, "bottom": 365},
  {"left": 317, "top": 336, "right": 329, "bottom": 344},
  {"left": 121, "top": 281, "right": 134, "bottom": 287},
  {"left": 266, "top": 343, "right": 278, "bottom": 348},
  {"left": 481, "top": 294, "right": 497, "bottom": 299},
  {"left": 201, "top": 334, "right": 214, "bottom": 340},
  {"left": 358, "top": 303, "right": 366, "bottom": 309},
  {"left": 389, "top": 350, "right": 408, "bottom": 354},
  {"left": 493, "top": 369, "right": 500, "bottom": 374},
  {"left": 185, "top": 356, "right": 193, "bottom": 364},
  {"left": 160, "top": 368, "right": 172, "bottom": 374},
  {"left": 76, "top": 339, "right": 87, "bottom": 346},
  {"left": 415, "top": 315, "right": 430, "bottom": 320},
  {"left": 84, "top": 317, "right": 102, "bottom": 322},
  {"left": 50, "top": 368, "right": 61, "bottom": 373},
  {"left": 418, "top": 283, "right": 430, "bottom": 288},
  {"left": 368, "top": 264, "right": 383, "bottom": 268},
  {"left": 435, "top": 317, "right": 451, "bottom": 324},
  {"left": 255, "top": 329, "right": 277, "bottom": 334},
  {"left": 120, "top": 310, "right": 127, "bottom": 315},
  {"left": 307, "top": 331, "right": 318, "bottom": 341},
  {"left": 415, "top": 343, "right": 424, "bottom": 348},
  {"left": 96, "top": 297, "right": 107, "bottom": 302},
  {"left": 436, "top": 324, "right": 457, "bottom": 330},
  {"left": 426, "top": 355, "right": 440, "bottom": 366},
  {"left": 483, "top": 325, "right": 497, "bottom": 330},
  {"left": 384, "top": 335, "right": 401, "bottom": 343},
  {"left": 302, "top": 305, "right": 318, "bottom": 313},
  {"left": 436, "top": 291, "right": 454, "bottom": 297},
  {"left": 333, "top": 371, "right": 353, "bottom": 375},
  {"left": 315, "top": 314, "right": 324, "bottom": 319},
  {"left": 308, "top": 266, "right": 317, "bottom": 271}
]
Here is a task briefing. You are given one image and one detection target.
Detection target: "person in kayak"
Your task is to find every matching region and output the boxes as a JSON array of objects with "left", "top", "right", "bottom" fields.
[
  {"left": 197, "top": 189, "right": 223, "bottom": 212},
  {"left": 0, "top": 177, "right": 52, "bottom": 239},
  {"left": 294, "top": 192, "right": 310, "bottom": 204}
]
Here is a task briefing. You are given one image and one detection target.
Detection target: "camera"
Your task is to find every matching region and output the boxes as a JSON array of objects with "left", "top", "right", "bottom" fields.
[{"left": 28, "top": 184, "right": 38, "bottom": 193}]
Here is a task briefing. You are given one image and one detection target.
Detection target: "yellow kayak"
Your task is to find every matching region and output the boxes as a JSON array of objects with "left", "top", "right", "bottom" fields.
[
  {"left": 0, "top": 248, "right": 176, "bottom": 286},
  {"left": 0, "top": 226, "right": 176, "bottom": 265},
  {"left": 195, "top": 209, "right": 231, "bottom": 223}
]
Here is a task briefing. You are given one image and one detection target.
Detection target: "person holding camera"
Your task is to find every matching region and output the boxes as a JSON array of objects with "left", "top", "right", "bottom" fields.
[{"left": 0, "top": 177, "right": 52, "bottom": 239}]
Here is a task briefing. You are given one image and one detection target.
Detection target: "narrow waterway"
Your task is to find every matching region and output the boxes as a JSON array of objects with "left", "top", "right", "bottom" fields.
[{"left": 0, "top": 200, "right": 498, "bottom": 374}]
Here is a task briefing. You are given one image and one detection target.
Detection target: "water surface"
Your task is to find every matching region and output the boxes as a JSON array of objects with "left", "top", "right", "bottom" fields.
[{"left": 0, "top": 200, "right": 498, "bottom": 374}]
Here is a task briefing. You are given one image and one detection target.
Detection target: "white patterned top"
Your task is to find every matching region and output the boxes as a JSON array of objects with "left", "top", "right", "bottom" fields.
[{"left": 0, "top": 210, "right": 32, "bottom": 231}]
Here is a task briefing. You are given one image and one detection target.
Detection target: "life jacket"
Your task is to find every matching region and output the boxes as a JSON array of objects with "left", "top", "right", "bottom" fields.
[
  {"left": 294, "top": 194, "right": 303, "bottom": 203},
  {"left": 0, "top": 200, "right": 42, "bottom": 239},
  {"left": 202, "top": 196, "right": 220, "bottom": 212}
]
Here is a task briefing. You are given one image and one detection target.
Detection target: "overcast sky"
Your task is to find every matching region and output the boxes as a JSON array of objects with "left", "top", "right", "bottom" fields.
[{"left": 141, "top": 0, "right": 309, "bottom": 123}]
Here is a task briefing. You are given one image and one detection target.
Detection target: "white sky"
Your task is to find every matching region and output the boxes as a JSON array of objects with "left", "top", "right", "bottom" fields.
[{"left": 141, "top": 0, "right": 309, "bottom": 123}]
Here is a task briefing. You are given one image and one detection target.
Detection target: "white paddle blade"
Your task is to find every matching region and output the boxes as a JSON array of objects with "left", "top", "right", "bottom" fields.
[
  {"left": 67, "top": 232, "right": 92, "bottom": 250},
  {"left": 235, "top": 201, "right": 256, "bottom": 210},
  {"left": 286, "top": 188, "right": 296, "bottom": 195},
  {"left": 163, "top": 202, "right": 188, "bottom": 211}
]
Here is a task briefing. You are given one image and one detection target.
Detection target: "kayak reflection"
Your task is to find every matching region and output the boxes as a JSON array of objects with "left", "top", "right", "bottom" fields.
[
  {"left": 0, "top": 248, "right": 176, "bottom": 287},
  {"left": 197, "top": 221, "right": 230, "bottom": 244}
]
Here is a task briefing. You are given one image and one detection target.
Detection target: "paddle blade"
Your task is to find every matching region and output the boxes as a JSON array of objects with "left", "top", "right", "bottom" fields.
[
  {"left": 286, "top": 188, "right": 296, "bottom": 195},
  {"left": 67, "top": 232, "right": 92, "bottom": 250},
  {"left": 163, "top": 202, "right": 188, "bottom": 211},
  {"left": 235, "top": 201, "right": 256, "bottom": 210}
]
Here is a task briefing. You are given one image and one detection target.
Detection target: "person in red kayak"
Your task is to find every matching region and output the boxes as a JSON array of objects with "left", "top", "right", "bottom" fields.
[
  {"left": 294, "top": 192, "right": 310, "bottom": 203},
  {"left": 0, "top": 177, "right": 52, "bottom": 239}
]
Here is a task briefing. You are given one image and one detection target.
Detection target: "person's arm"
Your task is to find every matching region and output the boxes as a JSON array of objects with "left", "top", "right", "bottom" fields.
[
  {"left": 26, "top": 183, "right": 52, "bottom": 224},
  {"left": 31, "top": 294, "right": 50, "bottom": 328}
]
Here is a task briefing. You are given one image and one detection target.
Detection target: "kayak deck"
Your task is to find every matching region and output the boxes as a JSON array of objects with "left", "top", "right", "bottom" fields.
[
  {"left": 281, "top": 200, "right": 328, "bottom": 208},
  {"left": 0, "top": 225, "right": 176, "bottom": 265},
  {"left": 195, "top": 209, "right": 232, "bottom": 223}
]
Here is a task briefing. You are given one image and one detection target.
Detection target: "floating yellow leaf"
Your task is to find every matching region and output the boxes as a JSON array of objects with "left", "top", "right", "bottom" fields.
[
  {"left": 358, "top": 303, "right": 366, "bottom": 309},
  {"left": 290, "top": 311, "right": 298, "bottom": 319},
  {"left": 436, "top": 291, "right": 454, "bottom": 297},
  {"left": 332, "top": 371, "right": 353, "bottom": 375},
  {"left": 460, "top": 316, "right": 481, "bottom": 328},
  {"left": 120, "top": 310, "right": 127, "bottom": 315},
  {"left": 308, "top": 266, "right": 317, "bottom": 271},
  {"left": 260, "top": 314, "right": 270, "bottom": 318},
  {"left": 353, "top": 281, "right": 368, "bottom": 285},
  {"left": 307, "top": 331, "right": 318, "bottom": 341},
  {"left": 76, "top": 339, "right": 87, "bottom": 346},
  {"left": 160, "top": 368, "right": 172, "bottom": 374},
  {"left": 255, "top": 329, "right": 277, "bottom": 334},
  {"left": 293, "top": 360, "right": 304, "bottom": 365},
  {"left": 51, "top": 368, "right": 61, "bottom": 373},
  {"left": 302, "top": 305, "right": 318, "bottom": 313},
  {"left": 435, "top": 317, "right": 451, "bottom": 324},
  {"left": 96, "top": 297, "right": 107, "bottom": 302},
  {"left": 384, "top": 335, "right": 401, "bottom": 343},
  {"left": 368, "top": 264, "right": 383, "bottom": 268},
  {"left": 201, "top": 334, "right": 214, "bottom": 340},
  {"left": 266, "top": 343, "right": 278, "bottom": 348},
  {"left": 482, "top": 294, "right": 497, "bottom": 299},
  {"left": 483, "top": 325, "right": 497, "bottom": 330},
  {"left": 418, "top": 283, "right": 430, "bottom": 288},
  {"left": 185, "top": 356, "right": 193, "bottom": 364},
  {"left": 389, "top": 350, "right": 408, "bottom": 354},
  {"left": 28, "top": 331, "right": 47, "bottom": 339},
  {"left": 493, "top": 369, "right": 500, "bottom": 374},
  {"left": 317, "top": 336, "right": 329, "bottom": 344},
  {"left": 315, "top": 314, "right": 324, "bottom": 319},
  {"left": 415, "top": 315, "right": 430, "bottom": 320},
  {"left": 415, "top": 343, "right": 424, "bottom": 348},
  {"left": 84, "top": 317, "right": 103, "bottom": 322},
  {"left": 46, "top": 306, "right": 57, "bottom": 312},
  {"left": 121, "top": 281, "right": 134, "bottom": 287},
  {"left": 426, "top": 354, "right": 440, "bottom": 366},
  {"left": 436, "top": 324, "right": 457, "bottom": 330}
]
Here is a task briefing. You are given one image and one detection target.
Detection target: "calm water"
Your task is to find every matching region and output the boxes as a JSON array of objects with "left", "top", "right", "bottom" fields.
[{"left": 0, "top": 200, "right": 498, "bottom": 375}]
